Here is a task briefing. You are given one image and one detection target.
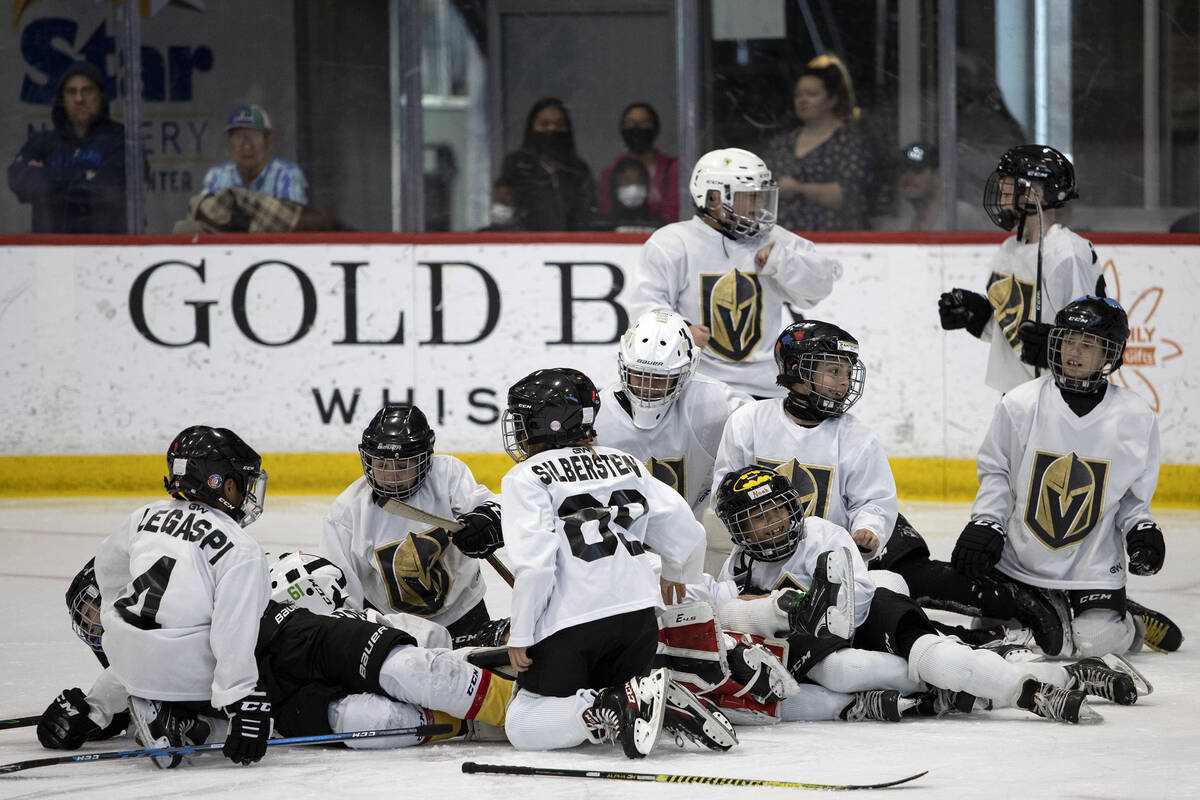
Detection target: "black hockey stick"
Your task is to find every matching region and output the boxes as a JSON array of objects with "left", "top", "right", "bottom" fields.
[
  {"left": 382, "top": 498, "right": 515, "bottom": 587},
  {"left": 0, "top": 723, "right": 452, "bottom": 775},
  {"left": 0, "top": 716, "right": 39, "bottom": 731},
  {"left": 462, "top": 762, "right": 928, "bottom": 791}
]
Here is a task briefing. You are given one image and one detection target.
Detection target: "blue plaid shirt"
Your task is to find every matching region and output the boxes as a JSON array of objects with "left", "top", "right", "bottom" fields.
[{"left": 202, "top": 157, "right": 308, "bottom": 204}]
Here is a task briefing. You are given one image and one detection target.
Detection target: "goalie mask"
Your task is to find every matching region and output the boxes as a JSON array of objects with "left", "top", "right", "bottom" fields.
[
  {"left": 715, "top": 467, "right": 805, "bottom": 563},
  {"left": 690, "top": 147, "right": 778, "bottom": 240},
  {"left": 983, "top": 144, "right": 1078, "bottom": 232},
  {"left": 503, "top": 367, "right": 600, "bottom": 462},
  {"left": 268, "top": 551, "right": 350, "bottom": 614},
  {"left": 67, "top": 557, "right": 108, "bottom": 666},
  {"left": 360, "top": 403, "right": 435, "bottom": 500},
  {"left": 618, "top": 311, "right": 699, "bottom": 430},
  {"left": 774, "top": 320, "right": 865, "bottom": 420},
  {"left": 1048, "top": 296, "right": 1128, "bottom": 393},
  {"left": 165, "top": 425, "right": 267, "bottom": 527}
]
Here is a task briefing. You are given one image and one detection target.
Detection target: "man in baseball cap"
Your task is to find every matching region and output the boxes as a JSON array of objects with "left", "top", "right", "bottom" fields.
[{"left": 202, "top": 103, "right": 308, "bottom": 203}]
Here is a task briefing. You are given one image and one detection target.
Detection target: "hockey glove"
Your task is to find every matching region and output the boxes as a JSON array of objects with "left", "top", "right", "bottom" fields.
[
  {"left": 222, "top": 689, "right": 272, "bottom": 765},
  {"left": 938, "top": 289, "right": 991, "bottom": 338},
  {"left": 1017, "top": 320, "right": 1052, "bottom": 369},
  {"left": 1126, "top": 521, "right": 1165, "bottom": 576},
  {"left": 452, "top": 501, "right": 504, "bottom": 558},
  {"left": 951, "top": 519, "right": 1007, "bottom": 578},
  {"left": 37, "top": 688, "right": 98, "bottom": 750}
]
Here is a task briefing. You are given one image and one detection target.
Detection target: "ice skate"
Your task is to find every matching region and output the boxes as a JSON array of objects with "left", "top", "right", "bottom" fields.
[
  {"left": 129, "top": 696, "right": 210, "bottom": 769},
  {"left": 661, "top": 679, "right": 737, "bottom": 751},
  {"left": 1127, "top": 600, "right": 1183, "bottom": 653},
  {"left": 839, "top": 689, "right": 908, "bottom": 722},
  {"left": 1065, "top": 657, "right": 1138, "bottom": 705},
  {"left": 781, "top": 547, "right": 855, "bottom": 641},
  {"left": 1014, "top": 678, "right": 1101, "bottom": 724},
  {"left": 583, "top": 667, "right": 668, "bottom": 758}
]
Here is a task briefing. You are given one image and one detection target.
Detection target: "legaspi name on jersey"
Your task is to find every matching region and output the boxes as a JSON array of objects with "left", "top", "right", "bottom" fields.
[
  {"left": 531, "top": 448, "right": 644, "bottom": 485},
  {"left": 136, "top": 503, "right": 236, "bottom": 564}
]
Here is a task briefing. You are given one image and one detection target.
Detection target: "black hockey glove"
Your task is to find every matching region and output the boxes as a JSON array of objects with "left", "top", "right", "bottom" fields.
[
  {"left": 1017, "top": 320, "right": 1052, "bottom": 368},
  {"left": 222, "top": 689, "right": 272, "bottom": 765},
  {"left": 1126, "top": 521, "right": 1165, "bottom": 576},
  {"left": 938, "top": 289, "right": 991, "bottom": 338},
  {"left": 951, "top": 519, "right": 1007, "bottom": 578},
  {"left": 37, "top": 688, "right": 98, "bottom": 750},
  {"left": 452, "top": 501, "right": 504, "bottom": 558}
]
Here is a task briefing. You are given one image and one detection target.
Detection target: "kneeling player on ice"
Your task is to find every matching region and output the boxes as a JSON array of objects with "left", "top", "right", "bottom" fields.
[
  {"left": 952, "top": 296, "right": 1182, "bottom": 656},
  {"left": 498, "top": 367, "right": 735, "bottom": 757},
  {"left": 680, "top": 467, "right": 1148, "bottom": 725}
]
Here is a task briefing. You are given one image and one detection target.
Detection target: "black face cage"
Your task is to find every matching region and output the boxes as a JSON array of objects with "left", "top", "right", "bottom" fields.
[
  {"left": 795, "top": 352, "right": 865, "bottom": 417},
  {"left": 69, "top": 578, "right": 105, "bottom": 657},
  {"left": 359, "top": 445, "right": 432, "bottom": 499},
  {"left": 1048, "top": 328, "right": 1124, "bottom": 393},
  {"left": 721, "top": 486, "right": 806, "bottom": 562},
  {"left": 501, "top": 409, "right": 531, "bottom": 462}
]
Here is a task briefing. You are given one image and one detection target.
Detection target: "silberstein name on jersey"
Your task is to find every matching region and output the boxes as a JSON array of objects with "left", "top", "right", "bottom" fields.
[
  {"left": 531, "top": 447, "right": 644, "bottom": 485},
  {"left": 135, "top": 502, "right": 237, "bottom": 564}
]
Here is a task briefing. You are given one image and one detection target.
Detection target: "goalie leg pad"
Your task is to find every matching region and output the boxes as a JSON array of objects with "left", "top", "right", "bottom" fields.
[{"left": 657, "top": 600, "right": 729, "bottom": 692}]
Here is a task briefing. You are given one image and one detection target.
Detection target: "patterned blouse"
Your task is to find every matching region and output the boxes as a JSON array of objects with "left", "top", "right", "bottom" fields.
[{"left": 763, "top": 122, "right": 874, "bottom": 231}]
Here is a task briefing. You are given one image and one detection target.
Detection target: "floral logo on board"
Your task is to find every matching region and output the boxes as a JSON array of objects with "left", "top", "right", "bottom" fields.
[{"left": 1102, "top": 258, "right": 1184, "bottom": 413}]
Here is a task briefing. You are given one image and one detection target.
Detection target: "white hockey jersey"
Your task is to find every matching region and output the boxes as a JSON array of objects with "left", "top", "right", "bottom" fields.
[
  {"left": 320, "top": 455, "right": 495, "bottom": 627},
  {"left": 712, "top": 399, "right": 897, "bottom": 552},
  {"left": 630, "top": 216, "right": 842, "bottom": 397},
  {"left": 95, "top": 498, "right": 269, "bottom": 708},
  {"left": 502, "top": 444, "right": 707, "bottom": 648},
  {"left": 972, "top": 376, "right": 1160, "bottom": 589},
  {"left": 979, "top": 224, "right": 1100, "bottom": 393},
  {"left": 593, "top": 376, "right": 750, "bottom": 519},
  {"left": 687, "top": 517, "right": 876, "bottom": 629}
]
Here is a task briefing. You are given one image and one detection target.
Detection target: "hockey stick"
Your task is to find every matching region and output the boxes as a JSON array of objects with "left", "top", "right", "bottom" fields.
[
  {"left": 382, "top": 498, "right": 515, "bottom": 587},
  {"left": 0, "top": 716, "right": 39, "bottom": 731},
  {"left": 1018, "top": 177, "right": 1047, "bottom": 377},
  {"left": 0, "top": 723, "right": 452, "bottom": 775},
  {"left": 462, "top": 762, "right": 928, "bottom": 791}
]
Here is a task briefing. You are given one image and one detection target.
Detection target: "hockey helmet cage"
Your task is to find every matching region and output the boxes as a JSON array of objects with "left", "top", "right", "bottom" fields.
[
  {"left": 503, "top": 367, "right": 600, "bottom": 462},
  {"left": 983, "top": 144, "right": 1078, "bottom": 231},
  {"left": 774, "top": 320, "right": 865, "bottom": 418},
  {"left": 618, "top": 311, "right": 699, "bottom": 430},
  {"left": 715, "top": 467, "right": 805, "bottom": 562},
  {"left": 359, "top": 403, "right": 436, "bottom": 500},
  {"left": 67, "top": 557, "right": 108, "bottom": 666},
  {"left": 165, "top": 425, "right": 267, "bottom": 526},
  {"left": 1048, "top": 296, "right": 1128, "bottom": 393},
  {"left": 689, "top": 147, "right": 778, "bottom": 240}
]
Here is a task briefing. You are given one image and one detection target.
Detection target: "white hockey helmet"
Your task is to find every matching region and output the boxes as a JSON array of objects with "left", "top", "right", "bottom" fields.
[
  {"left": 689, "top": 147, "right": 778, "bottom": 240},
  {"left": 268, "top": 551, "right": 350, "bottom": 614},
  {"left": 618, "top": 311, "right": 699, "bottom": 429}
]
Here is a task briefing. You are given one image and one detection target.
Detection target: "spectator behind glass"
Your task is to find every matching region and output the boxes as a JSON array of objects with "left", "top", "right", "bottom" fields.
[
  {"left": 203, "top": 104, "right": 308, "bottom": 204},
  {"left": 496, "top": 97, "right": 596, "bottom": 231},
  {"left": 878, "top": 141, "right": 991, "bottom": 231},
  {"left": 762, "top": 54, "right": 874, "bottom": 231},
  {"left": 7, "top": 61, "right": 131, "bottom": 233},
  {"left": 596, "top": 102, "right": 680, "bottom": 224},
  {"left": 597, "top": 157, "right": 666, "bottom": 233}
]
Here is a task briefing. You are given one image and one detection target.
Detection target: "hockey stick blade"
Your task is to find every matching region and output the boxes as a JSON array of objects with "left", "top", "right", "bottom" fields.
[
  {"left": 0, "top": 716, "right": 39, "bottom": 731},
  {"left": 0, "top": 723, "right": 452, "bottom": 775},
  {"left": 382, "top": 498, "right": 515, "bottom": 587},
  {"left": 462, "top": 762, "right": 928, "bottom": 791}
]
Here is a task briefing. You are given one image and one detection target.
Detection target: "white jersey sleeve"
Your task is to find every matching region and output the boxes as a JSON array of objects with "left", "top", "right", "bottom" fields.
[{"left": 85, "top": 668, "right": 131, "bottom": 729}]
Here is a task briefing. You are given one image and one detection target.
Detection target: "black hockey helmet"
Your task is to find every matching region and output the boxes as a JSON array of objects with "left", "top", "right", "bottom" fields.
[
  {"left": 1048, "top": 296, "right": 1129, "bottom": 393},
  {"left": 67, "top": 557, "right": 108, "bottom": 667},
  {"left": 715, "top": 466, "right": 805, "bottom": 562},
  {"left": 359, "top": 403, "right": 436, "bottom": 500},
  {"left": 983, "top": 144, "right": 1078, "bottom": 231},
  {"left": 774, "top": 320, "right": 865, "bottom": 419},
  {"left": 502, "top": 367, "right": 600, "bottom": 462},
  {"left": 165, "top": 425, "right": 267, "bottom": 526}
]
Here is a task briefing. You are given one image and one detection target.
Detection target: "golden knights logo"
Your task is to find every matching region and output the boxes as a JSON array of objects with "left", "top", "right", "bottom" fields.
[
  {"left": 986, "top": 271, "right": 1035, "bottom": 349},
  {"left": 1023, "top": 451, "right": 1109, "bottom": 549},
  {"left": 647, "top": 456, "right": 687, "bottom": 502},
  {"left": 701, "top": 270, "right": 763, "bottom": 361},
  {"left": 374, "top": 527, "right": 453, "bottom": 615},
  {"left": 756, "top": 457, "right": 834, "bottom": 520}
]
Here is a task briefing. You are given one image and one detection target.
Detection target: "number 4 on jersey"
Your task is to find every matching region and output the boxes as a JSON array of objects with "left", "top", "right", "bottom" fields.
[{"left": 113, "top": 556, "right": 176, "bottom": 630}]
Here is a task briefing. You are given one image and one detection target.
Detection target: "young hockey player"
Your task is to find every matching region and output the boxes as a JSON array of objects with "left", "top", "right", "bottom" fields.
[
  {"left": 629, "top": 147, "right": 842, "bottom": 398},
  {"left": 952, "top": 296, "right": 1180, "bottom": 657},
  {"left": 320, "top": 403, "right": 505, "bottom": 640},
  {"left": 498, "top": 367, "right": 733, "bottom": 757},
  {"left": 710, "top": 319, "right": 1066, "bottom": 653},
  {"left": 93, "top": 425, "right": 274, "bottom": 768},
  {"left": 938, "top": 144, "right": 1104, "bottom": 394}
]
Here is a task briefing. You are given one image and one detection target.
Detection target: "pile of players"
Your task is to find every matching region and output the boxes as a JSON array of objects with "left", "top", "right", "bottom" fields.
[{"left": 34, "top": 142, "right": 1178, "bottom": 768}]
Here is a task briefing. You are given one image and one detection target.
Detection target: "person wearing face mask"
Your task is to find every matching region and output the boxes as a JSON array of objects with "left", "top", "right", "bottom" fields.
[
  {"left": 597, "top": 102, "right": 680, "bottom": 224},
  {"left": 597, "top": 158, "right": 666, "bottom": 233},
  {"left": 496, "top": 97, "right": 596, "bottom": 231}
]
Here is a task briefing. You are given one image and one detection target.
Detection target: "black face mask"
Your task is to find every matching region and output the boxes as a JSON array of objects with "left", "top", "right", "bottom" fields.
[
  {"left": 621, "top": 127, "right": 656, "bottom": 154},
  {"left": 530, "top": 130, "right": 572, "bottom": 160}
]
